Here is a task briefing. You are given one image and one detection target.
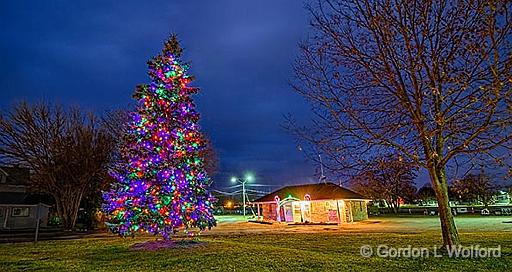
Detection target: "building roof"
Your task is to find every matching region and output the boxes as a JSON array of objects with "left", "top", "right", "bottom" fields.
[
  {"left": 0, "top": 192, "right": 28, "bottom": 204},
  {"left": 0, "top": 192, "right": 52, "bottom": 205},
  {"left": 0, "top": 166, "right": 30, "bottom": 186},
  {"left": 253, "top": 182, "right": 367, "bottom": 203}
]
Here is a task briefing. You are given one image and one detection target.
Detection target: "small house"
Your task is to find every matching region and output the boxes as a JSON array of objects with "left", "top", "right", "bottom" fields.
[
  {"left": 253, "top": 183, "right": 369, "bottom": 224},
  {"left": 0, "top": 166, "right": 50, "bottom": 229}
]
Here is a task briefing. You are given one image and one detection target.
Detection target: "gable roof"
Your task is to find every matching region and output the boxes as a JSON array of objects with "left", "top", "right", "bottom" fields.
[{"left": 253, "top": 182, "right": 367, "bottom": 203}]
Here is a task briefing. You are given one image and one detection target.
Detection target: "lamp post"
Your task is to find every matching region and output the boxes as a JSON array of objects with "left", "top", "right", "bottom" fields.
[{"left": 231, "top": 173, "right": 254, "bottom": 217}]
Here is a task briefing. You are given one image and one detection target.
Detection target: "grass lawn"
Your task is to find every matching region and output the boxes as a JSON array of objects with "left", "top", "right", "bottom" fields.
[{"left": 0, "top": 230, "right": 511, "bottom": 271}]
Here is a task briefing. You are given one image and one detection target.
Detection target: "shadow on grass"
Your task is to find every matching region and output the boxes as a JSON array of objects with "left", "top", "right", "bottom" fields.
[{"left": 131, "top": 239, "right": 207, "bottom": 251}]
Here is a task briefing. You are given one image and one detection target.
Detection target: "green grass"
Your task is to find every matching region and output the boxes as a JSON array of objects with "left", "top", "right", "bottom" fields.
[{"left": 0, "top": 231, "right": 511, "bottom": 271}]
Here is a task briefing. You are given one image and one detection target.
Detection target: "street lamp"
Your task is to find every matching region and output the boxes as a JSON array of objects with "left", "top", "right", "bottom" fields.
[{"left": 231, "top": 173, "right": 254, "bottom": 217}]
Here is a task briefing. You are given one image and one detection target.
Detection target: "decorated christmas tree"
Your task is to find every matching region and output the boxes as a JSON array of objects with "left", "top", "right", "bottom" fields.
[{"left": 103, "top": 35, "right": 216, "bottom": 239}]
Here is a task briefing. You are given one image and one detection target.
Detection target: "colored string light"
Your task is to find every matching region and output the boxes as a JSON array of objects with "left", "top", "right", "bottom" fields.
[{"left": 103, "top": 37, "right": 216, "bottom": 239}]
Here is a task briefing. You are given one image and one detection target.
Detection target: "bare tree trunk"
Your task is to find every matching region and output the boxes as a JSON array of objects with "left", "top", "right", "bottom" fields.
[
  {"left": 429, "top": 167, "right": 460, "bottom": 247},
  {"left": 54, "top": 191, "right": 83, "bottom": 230},
  {"left": 391, "top": 201, "right": 398, "bottom": 214},
  {"left": 384, "top": 200, "right": 395, "bottom": 214},
  {"left": 70, "top": 191, "right": 83, "bottom": 229}
]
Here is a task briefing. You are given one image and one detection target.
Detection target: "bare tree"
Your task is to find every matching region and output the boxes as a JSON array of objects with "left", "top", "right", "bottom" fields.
[
  {"left": 289, "top": 0, "right": 511, "bottom": 246},
  {"left": 452, "top": 171, "right": 496, "bottom": 207},
  {"left": 0, "top": 102, "right": 115, "bottom": 229},
  {"left": 350, "top": 153, "right": 417, "bottom": 213},
  {"left": 202, "top": 137, "right": 219, "bottom": 179},
  {"left": 101, "top": 109, "right": 131, "bottom": 170}
]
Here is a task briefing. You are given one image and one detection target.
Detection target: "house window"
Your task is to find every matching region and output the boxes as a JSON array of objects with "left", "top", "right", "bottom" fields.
[{"left": 12, "top": 207, "right": 30, "bottom": 217}]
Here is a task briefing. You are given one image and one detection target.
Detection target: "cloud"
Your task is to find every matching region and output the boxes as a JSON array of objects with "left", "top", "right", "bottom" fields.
[{"left": 0, "top": 0, "right": 316, "bottom": 187}]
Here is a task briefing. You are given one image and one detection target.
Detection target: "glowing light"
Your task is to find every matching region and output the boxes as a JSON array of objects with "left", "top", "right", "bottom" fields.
[
  {"left": 103, "top": 36, "right": 216, "bottom": 239},
  {"left": 245, "top": 173, "right": 254, "bottom": 182},
  {"left": 274, "top": 195, "right": 280, "bottom": 203}
]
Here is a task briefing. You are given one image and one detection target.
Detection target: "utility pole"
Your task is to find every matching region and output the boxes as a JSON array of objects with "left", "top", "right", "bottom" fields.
[
  {"left": 242, "top": 181, "right": 246, "bottom": 217},
  {"left": 34, "top": 203, "right": 41, "bottom": 243},
  {"left": 231, "top": 173, "right": 254, "bottom": 218}
]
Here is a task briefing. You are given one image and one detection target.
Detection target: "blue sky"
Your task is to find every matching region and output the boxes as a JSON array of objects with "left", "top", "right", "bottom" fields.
[{"left": 0, "top": 1, "right": 320, "bottom": 189}]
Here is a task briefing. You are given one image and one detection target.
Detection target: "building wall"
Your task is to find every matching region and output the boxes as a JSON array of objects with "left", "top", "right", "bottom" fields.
[
  {"left": 0, "top": 184, "right": 27, "bottom": 193},
  {"left": 338, "top": 200, "right": 348, "bottom": 223},
  {"left": 0, "top": 205, "right": 49, "bottom": 229},
  {"left": 310, "top": 200, "right": 341, "bottom": 223},
  {"left": 261, "top": 203, "right": 277, "bottom": 221},
  {"left": 349, "top": 201, "right": 368, "bottom": 221},
  {"left": 259, "top": 199, "right": 368, "bottom": 224},
  {"left": 310, "top": 201, "right": 326, "bottom": 222}
]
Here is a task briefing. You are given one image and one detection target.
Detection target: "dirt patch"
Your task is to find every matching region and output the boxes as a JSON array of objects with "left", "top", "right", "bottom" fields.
[{"left": 131, "top": 239, "right": 207, "bottom": 251}]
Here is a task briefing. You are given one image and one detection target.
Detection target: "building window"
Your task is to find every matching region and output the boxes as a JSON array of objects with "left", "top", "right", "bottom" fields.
[{"left": 12, "top": 207, "right": 30, "bottom": 217}]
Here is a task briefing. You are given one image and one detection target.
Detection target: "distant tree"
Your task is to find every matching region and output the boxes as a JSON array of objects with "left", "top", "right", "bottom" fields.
[
  {"left": 416, "top": 184, "right": 436, "bottom": 206},
  {"left": 0, "top": 102, "right": 115, "bottom": 230},
  {"left": 289, "top": 0, "right": 511, "bottom": 247},
  {"left": 101, "top": 109, "right": 131, "bottom": 173},
  {"left": 452, "top": 172, "right": 496, "bottom": 207},
  {"left": 508, "top": 185, "right": 512, "bottom": 204},
  {"left": 351, "top": 153, "right": 417, "bottom": 213},
  {"left": 202, "top": 137, "right": 219, "bottom": 179},
  {"left": 102, "top": 109, "right": 131, "bottom": 147}
]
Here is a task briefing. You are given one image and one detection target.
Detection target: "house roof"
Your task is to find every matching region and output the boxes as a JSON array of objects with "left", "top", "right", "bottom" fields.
[
  {"left": 0, "top": 166, "right": 30, "bottom": 186},
  {"left": 0, "top": 192, "right": 52, "bottom": 205},
  {"left": 253, "top": 182, "right": 367, "bottom": 203},
  {"left": 0, "top": 192, "right": 28, "bottom": 204}
]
